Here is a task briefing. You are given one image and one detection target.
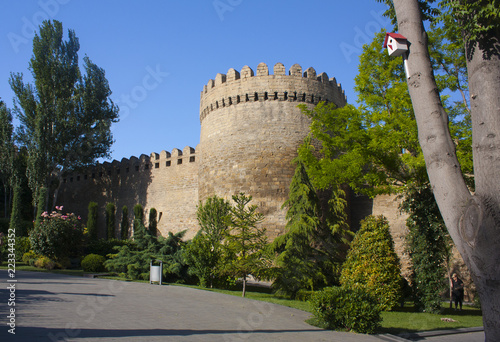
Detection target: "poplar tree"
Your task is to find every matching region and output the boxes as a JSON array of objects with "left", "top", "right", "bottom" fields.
[
  {"left": 9, "top": 20, "right": 118, "bottom": 213},
  {"left": 0, "top": 101, "right": 14, "bottom": 218}
]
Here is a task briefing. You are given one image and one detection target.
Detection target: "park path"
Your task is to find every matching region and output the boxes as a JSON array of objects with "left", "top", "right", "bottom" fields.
[{"left": 0, "top": 270, "right": 385, "bottom": 342}]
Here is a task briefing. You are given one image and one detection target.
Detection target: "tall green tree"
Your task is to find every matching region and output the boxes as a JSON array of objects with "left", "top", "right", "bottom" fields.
[
  {"left": 120, "top": 205, "right": 129, "bottom": 240},
  {"left": 379, "top": 1, "right": 500, "bottom": 339},
  {"left": 133, "top": 204, "right": 143, "bottom": 235},
  {"left": 185, "top": 195, "right": 231, "bottom": 288},
  {"left": 148, "top": 208, "right": 157, "bottom": 237},
  {"left": 0, "top": 100, "right": 14, "bottom": 218},
  {"left": 401, "top": 184, "right": 453, "bottom": 313},
  {"left": 105, "top": 202, "right": 116, "bottom": 240},
  {"left": 299, "top": 28, "right": 470, "bottom": 312},
  {"left": 9, "top": 20, "right": 118, "bottom": 213},
  {"left": 87, "top": 202, "right": 98, "bottom": 241},
  {"left": 271, "top": 159, "right": 351, "bottom": 298},
  {"left": 224, "top": 193, "right": 268, "bottom": 297}
]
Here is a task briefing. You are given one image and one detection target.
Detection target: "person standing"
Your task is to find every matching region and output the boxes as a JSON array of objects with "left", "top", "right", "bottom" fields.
[{"left": 451, "top": 273, "right": 464, "bottom": 310}]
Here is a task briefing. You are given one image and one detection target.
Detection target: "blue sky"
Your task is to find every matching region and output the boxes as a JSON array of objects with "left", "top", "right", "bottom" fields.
[{"left": 0, "top": 0, "right": 391, "bottom": 161}]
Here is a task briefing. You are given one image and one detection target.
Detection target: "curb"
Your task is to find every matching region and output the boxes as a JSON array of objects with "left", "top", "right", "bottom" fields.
[{"left": 397, "top": 326, "right": 484, "bottom": 340}]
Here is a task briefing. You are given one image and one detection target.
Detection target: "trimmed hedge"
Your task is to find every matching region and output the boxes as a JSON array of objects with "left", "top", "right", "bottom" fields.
[
  {"left": 310, "top": 286, "right": 382, "bottom": 334},
  {"left": 81, "top": 254, "right": 106, "bottom": 273}
]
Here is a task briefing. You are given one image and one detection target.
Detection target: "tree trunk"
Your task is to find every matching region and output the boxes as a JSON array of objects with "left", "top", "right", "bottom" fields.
[
  {"left": 392, "top": 1, "right": 500, "bottom": 340},
  {"left": 242, "top": 275, "right": 246, "bottom": 298}
]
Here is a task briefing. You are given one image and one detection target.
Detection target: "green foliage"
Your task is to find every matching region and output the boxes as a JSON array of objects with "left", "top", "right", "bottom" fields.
[
  {"left": 271, "top": 159, "right": 351, "bottom": 298},
  {"left": 224, "top": 193, "right": 269, "bottom": 297},
  {"left": 22, "top": 250, "right": 41, "bottom": 266},
  {"left": 401, "top": 184, "right": 452, "bottom": 313},
  {"left": 310, "top": 286, "right": 382, "bottom": 334},
  {"left": 340, "top": 216, "right": 402, "bottom": 311},
  {"left": 81, "top": 253, "right": 106, "bottom": 272},
  {"left": 30, "top": 207, "right": 84, "bottom": 260},
  {"left": 10, "top": 20, "right": 119, "bottom": 209},
  {"left": 84, "top": 238, "right": 129, "bottom": 258},
  {"left": 87, "top": 202, "right": 98, "bottom": 241},
  {"left": 105, "top": 202, "right": 116, "bottom": 240},
  {"left": 133, "top": 204, "right": 143, "bottom": 233},
  {"left": 0, "top": 101, "right": 14, "bottom": 219},
  {"left": 105, "top": 222, "right": 189, "bottom": 282},
  {"left": 34, "top": 256, "right": 56, "bottom": 270},
  {"left": 184, "top": 195, "right": 231, "bottom": 288},
  {"left": 9, "top": 184, "right": 25, "bottom": 236},
  {"left": 35, "top": 187, "right": 47, "bottom": 226},
  {"left": 148, "top": 208, "right": 157, "bottom": 237},
  {"left": 120, "top": 205, "right": 129, "bottom": 240},
  {"left": 14, "top": 236, "right": 31, "bottom": 261},
  {"left": 441, "top": 0, "right": 500, "bottom": 59}
]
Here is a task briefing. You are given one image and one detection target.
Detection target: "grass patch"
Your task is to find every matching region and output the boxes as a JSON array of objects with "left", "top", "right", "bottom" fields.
[{"left": 379, "top": 303, "right": 483, "bottom": 335}]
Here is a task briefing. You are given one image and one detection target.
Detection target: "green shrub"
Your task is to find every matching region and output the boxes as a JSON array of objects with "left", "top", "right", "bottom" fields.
[
  {"left": 34, "top": 256, "right": 56, "bottom": 270},
  {"left": 81, "top": 254, "right": 106, "bottom": 272},
  {"left": 148, "top": 208, "right": 157, "bottom": 236},
  {"left": 15, "top": 236, "right": 31, "bottom": 261},
  {"left": 295, "top": 290, "right": 315, "bottom": 302},
  {"left": 310, "top": 286, "right": 382, "bottom": 334},
  {"left": 22, "top": 251, "right": 41, "bottom": 266},
  {"left": 85, "top": 238, "right": 130, "bottom": 257},
  {"left": 133, "top": 204, "right": 143, "bottom": 234},
  {"left": 340, "top": 215, "right": 402, "bottom": 310},
  {"left": 105, "top": 202, "right": 116, "bottom": 240},
  {"left": 87, "top": 202, "right": 98, "bottom": 241},
  {"left": 121, "top": 206, "right": 129, "bottom": 240},
  {"left": 30, "top": 207, "right": 84, "bottom": 260}
]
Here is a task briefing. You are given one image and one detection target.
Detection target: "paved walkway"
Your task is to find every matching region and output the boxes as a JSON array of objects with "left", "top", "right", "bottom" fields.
[{"left": 0, "top": 270, "right": 485, "bottom": 342}]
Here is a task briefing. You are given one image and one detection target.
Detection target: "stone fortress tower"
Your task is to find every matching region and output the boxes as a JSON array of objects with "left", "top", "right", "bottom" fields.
[
  {"left": 58, "top": 62, "right": 348, "bottom": 241},
  {"left": 198, "top": 62, "right": 346, "bottom": 238}
]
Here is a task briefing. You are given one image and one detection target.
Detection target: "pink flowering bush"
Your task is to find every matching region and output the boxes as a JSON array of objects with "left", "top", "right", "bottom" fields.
[{"left": 29, "top": 206, "right": 84, "bottom": 260}]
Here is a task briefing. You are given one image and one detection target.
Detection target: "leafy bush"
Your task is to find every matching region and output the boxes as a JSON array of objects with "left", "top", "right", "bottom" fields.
[
  {"left": 22, "top": 251, "right": 41, "bottom": 266},
  {"left": 340, "top": 215, "right": 402, "bottom": 310},
  {"left": 34, "top": 256, "right": 56, "bottom": 270},
  {"left": 81, "top": 254, "right": 106, "bottom": 272},
  {"left": 29, "top": 207, "right": 84, "bottom": 260},
  {"left": 310, "top": 286, "right": 382, "bottom": 334}
]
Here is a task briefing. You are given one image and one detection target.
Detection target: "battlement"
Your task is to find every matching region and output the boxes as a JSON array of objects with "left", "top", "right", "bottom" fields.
[
  {"left": 200, "top": 62, "right": 347, "bottom": 122},
  {"left": 62, "top": 146, "right": 197, "bottom": 184}
]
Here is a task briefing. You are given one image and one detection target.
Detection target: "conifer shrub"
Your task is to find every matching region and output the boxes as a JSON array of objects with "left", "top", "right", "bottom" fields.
[
  {"left": 105, "top": 202, "right": 116, "bottom": 240},
  {"left": 148, "top": 208, "right": 157, "bottom": 236},
  {"left": 81, "top": 253, "right": 106, "bottom": 272},
  {"left": 310, "top": 286, "right": 382, "bottom": 333},
  {"left": 121, "top": 206, "right": 129, "bottom": 239},
  {"left": 340, "top": 215, "right": 402, "bottom": 311},
  {"left": 133, "top": 204, "right": 143, "bottom": 234},
  {"left": 87, "top": 202, "right": 99, "bottom": 241}
]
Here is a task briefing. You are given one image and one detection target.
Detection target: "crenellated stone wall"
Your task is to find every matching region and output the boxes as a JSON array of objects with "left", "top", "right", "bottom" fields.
[{"left": 58, "top": 146, "right": 199, "bottom": 239}]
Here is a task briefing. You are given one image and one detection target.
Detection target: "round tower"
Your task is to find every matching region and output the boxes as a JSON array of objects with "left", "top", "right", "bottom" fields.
[{"left": 198, "top": 62, "right": 346, "bottom": 238}]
